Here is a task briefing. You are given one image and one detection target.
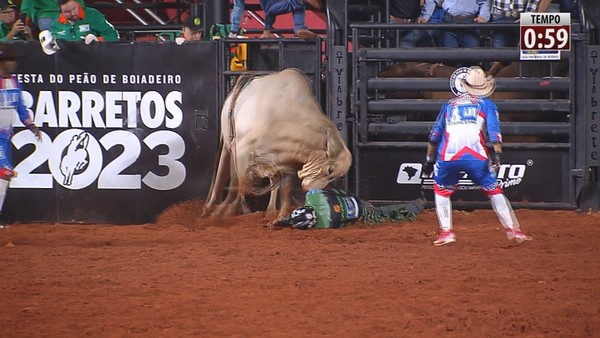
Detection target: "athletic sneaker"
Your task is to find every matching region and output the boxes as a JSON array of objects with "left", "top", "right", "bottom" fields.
[
  {"left": 227, "top": 33, "right": 247, "bottom": 39},
  {"left": 506, "top": 230, "right": 533, "bottom": 243},
  {"left": 433, "top": 230, "right": 456, "bottom": 246}
]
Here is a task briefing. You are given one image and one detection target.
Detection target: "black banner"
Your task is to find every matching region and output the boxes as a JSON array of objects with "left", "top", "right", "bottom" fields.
[
  {"left": 358, "top": 148, "right": 567, "bottom": 204},
  {"left": 5, "top": 42, "right": 219, "bottom": 223}
]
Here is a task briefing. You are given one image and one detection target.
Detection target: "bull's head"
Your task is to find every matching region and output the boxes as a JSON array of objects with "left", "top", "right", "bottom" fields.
[{"left": 297, "top": 129, "right": 352, "bottom": 191}]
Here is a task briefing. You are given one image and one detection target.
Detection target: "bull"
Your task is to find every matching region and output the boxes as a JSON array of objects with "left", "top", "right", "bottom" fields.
[{"left": 203, "top": 68, "right": 352, "bottom": 223}]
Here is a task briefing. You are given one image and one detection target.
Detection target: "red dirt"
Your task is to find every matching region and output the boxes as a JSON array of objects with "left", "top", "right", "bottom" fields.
[{"left": 1, "top": 200, "right": 599, "bottom": 337}]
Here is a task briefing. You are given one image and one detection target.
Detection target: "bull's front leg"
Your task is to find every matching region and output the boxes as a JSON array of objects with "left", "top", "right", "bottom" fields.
[
  {"left": 265, "top": 185, "right": 279, "bottom": 216},
  {"left": 277, "top": 174, "right": 297, "bottom": 220},
  {"left": 266, "top": 174, "right": 296, "bottom": 227}
]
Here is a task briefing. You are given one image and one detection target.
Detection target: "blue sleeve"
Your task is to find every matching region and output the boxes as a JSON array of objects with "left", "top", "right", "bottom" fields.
[
  {"left": 421, "top": 0, "right": 436, "bottom": 20},
  {"left": 477, "top": 0, "right": 491, "bottom": 21},
  {"left": 15, "top": 81, "right": 32, "bottom": 126},
  {"left": 428, "top": 103, "right": 447, "bottom": 144},
  {"left": 483, "top": 98, "right": 502, "bottom": 143}
]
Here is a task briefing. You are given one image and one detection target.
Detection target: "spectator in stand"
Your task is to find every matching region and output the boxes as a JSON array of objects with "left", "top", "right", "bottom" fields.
[
  {"left": 427, "top": 0, "right": 445, "bottom": 46},
  {"left": 490, "top": 0, "right": 542, "bottom": 48},
  {"left": 537, "top": 0, "right": 549, "bottom": 11},
  {"left": 303, "top": 0, "right": 322, "bottom": 10},
  {"left": 486, "top": 0, "right": 543, "bottom": 73},
  {"left": 228, "top": 0, "right": 246, "bottom": 38},
  {"left": 538, "top": 0, "right": 578, "bottom": 17},
  {"left": 50, "top": 0, "right": 118, "bottom": 43},
  {"left": 259, "top": 0, "right": 321, "bottom": 39},
  {"left": 420, "top": 0, "right": 491, "bottom": 50},
  {"left": 0, "top": 0, "right": 33, "bottom": 42},
  {"left": 176, "top": 14, "right": 203, "bottom": 44},
  {"left": 20, "top": 0, "right": 84, "bottom": 31},
  {"left": 388, "top": 0, "right": 433, "bottom": 47}
]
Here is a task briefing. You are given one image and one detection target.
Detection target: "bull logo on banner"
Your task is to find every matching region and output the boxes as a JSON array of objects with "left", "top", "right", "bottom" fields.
[{"left": 59, "top": 131, "right": 90, "bottom": 186}]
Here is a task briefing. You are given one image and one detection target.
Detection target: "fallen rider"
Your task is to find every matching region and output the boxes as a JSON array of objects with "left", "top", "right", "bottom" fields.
[{"left": 276, "top": 188, "right": 425, "bottom": 229}]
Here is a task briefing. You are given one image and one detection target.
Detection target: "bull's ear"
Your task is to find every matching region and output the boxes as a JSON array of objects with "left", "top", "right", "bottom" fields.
[{"left": 326, "top": 129, "right": 344, "bottom": 157}]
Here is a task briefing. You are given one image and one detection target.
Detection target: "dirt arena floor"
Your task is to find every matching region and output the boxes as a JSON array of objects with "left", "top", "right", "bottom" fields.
[{"left": 0, "top": 200, "right": 599, "bottom": 337}]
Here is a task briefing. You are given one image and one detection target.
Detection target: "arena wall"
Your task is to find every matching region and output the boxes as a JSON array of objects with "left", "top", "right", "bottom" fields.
[{"left": 6, "top": 42, "right": 220, "bottom": 223}]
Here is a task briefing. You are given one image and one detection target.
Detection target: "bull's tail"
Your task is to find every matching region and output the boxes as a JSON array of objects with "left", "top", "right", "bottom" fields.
[
  {"left": 244, "top": 164, "right": 282, "bottom": 196},
  {"left": 204, "top": 134, "right": 224, "bottom": 207},
  {"left": 205, "top": 73, "right": 260, "bottom": 212},
  {"left": 227, "top": 73, "right": 258, "bottom": 141},
  {"left": 246, "top": 174, "right": 282, "bottom": 196}
]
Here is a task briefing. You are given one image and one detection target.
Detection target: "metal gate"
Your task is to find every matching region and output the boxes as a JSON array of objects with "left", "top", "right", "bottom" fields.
[{"left": 348, "top": 21, "right": 594, "bottom": 210}]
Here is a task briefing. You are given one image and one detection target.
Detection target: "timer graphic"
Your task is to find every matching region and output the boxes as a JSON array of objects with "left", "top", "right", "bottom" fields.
[
  {"left": 520, "top": 13, "right": 571, "bottom": 51},
  {"left": 520, "top": 25, "right": 570, "bottom": 50}
]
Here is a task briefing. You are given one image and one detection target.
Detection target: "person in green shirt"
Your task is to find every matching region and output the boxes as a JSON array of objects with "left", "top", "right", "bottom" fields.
[
  {"left": 279, "top": 189, "right": 425, "bottom": 229},
  {"left": 20, "top": 0, "right": 83, "bottom": 31},
  {"left": 0, "top": 0, "right": 33, "bottom": 42},
  {"left": 50, "top": 0, "right": 118, "bottom": 42}
]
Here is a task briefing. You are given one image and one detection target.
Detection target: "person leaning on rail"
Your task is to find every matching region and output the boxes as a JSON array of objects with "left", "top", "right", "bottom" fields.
[
  {"left": 419, "top": 0, "right": 491, "bottom": 66},
  {"left": 20, "top": 0, "right": 85, "bottom": 32},
  {"left": 228, "top": 0, "right": 247, "bottom": 39},
  {"left": 259, "top": 0, "right": 321, "bottom": 39},
  {"left": 37, "top": 0, "right": 119, "bottom": 55},
  {"left": 50, "top": 0, "right": 118, "bottom": 43},
  {"left": 176, "top": 14, "right": 203, "bottom": 44},
  {"left": 388, "top": 0, "right": 433, "bottom": 47},
  {"left": 486, "top": 0, "right": 544, "bottom": 74},
  {"left": 490, "top": 0, "right": 544, "bottom": 48}
]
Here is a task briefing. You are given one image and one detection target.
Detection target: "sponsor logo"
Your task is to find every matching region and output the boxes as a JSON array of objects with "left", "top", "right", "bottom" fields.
[
  {"left": 449, "top": 67, "right": 471, "bottom": 96},
  {"left": 396, "top": 163, "right": 424, "bottom": 184},
  {"left": 10, "top": 89, "right": 186, "bottom": 191},
  {"left": 496, "top": 163, "right": 528, "bottom": 189},
  {"left": 342, "top": 196, "right": 360, "bottom": 219},
  {"left": 396, "top": 161, "right": 532, "bottom": 189}
]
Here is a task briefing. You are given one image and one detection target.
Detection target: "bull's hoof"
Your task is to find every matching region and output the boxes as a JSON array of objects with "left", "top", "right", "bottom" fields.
[
  {"left": 212, "top": 203, "right": 241, "bottom": 217},
  {"left": 265, "top": 208, "right": 279, "bottom": 218},
  {"left": 265, "top": 218, "right": 285, "bottom": 228},
  {"left": 201, "top": 206, "right": 213, "bottom": 217}
]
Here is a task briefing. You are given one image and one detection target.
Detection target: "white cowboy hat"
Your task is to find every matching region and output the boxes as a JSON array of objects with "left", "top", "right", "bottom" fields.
[{"left": 460, "top": 66, "right": 496, "bottom": 97}]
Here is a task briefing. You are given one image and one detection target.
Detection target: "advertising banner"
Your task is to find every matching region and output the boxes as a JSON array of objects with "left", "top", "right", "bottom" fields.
[
  {"left": 358, "top": 148, "right": 567, "bottom": 204},
  {"left": 5, "top": 42, "right": 219, "bottom": 223}
]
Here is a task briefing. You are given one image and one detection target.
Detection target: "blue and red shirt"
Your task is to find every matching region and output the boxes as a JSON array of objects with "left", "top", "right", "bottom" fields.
[
  {"left": 429, "top": 94, "right": 502, "bottom": 162},
  {"left": 0, "top": 75, "right": 32, "bottom": 138}
]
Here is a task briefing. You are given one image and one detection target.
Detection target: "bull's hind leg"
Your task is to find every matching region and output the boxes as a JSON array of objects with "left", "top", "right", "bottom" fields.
[
  {"left": 214, "top": 185, "right": 242, "bottom": 216},
  {"left": 214, "top": 165, "right": 243, "bottom": 216},
  {"left": 203, "top": 144, "right": 231, "bottom": 216}
]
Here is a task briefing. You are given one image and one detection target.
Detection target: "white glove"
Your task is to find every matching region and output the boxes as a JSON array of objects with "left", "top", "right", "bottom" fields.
[
  {"left": 39, "top": 30, "right": 59, "bottom": 55},
  {"left": 175, "top": 37, "right": 186, "bottom": 45},
  {"left": 84, "top": 34, "right": 99, "bottom": 45}
]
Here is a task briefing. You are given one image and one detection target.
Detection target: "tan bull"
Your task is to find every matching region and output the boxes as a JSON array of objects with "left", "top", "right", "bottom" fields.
[{"left": 204, "top": 68, "right": 352, "bottom": 223}]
